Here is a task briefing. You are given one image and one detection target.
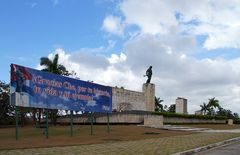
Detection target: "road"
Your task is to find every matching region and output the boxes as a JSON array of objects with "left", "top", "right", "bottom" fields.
[{"left": 195, "top": 141, "right": 240, "bottom": 155}]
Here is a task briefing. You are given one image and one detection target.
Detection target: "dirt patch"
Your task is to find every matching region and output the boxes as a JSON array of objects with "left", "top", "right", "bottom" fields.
[{"left": 0, "top": 125, "right": 192, "bottom": 150}]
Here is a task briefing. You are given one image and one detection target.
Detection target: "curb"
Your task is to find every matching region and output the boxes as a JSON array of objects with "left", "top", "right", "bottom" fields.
[{"left": 171, "top": 136, "right": 240, "bottom": 155}]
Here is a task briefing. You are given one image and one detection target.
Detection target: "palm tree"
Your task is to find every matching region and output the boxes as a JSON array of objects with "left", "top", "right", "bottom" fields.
[
  {"left": 207, "top": 97, "right": 220, "bottom": 116},
  {"left": 40, "top": 54, "right": 70, "bottom": 76},
  {"left": 40, "top": 54, "right": 70, "bottom": 125},
  {"left": 155, "top": 97, "right": 164, "bottom": 112},
  {"left": 208, "top": 97, "right": 219, "bottom": 108},
  {"left": 200, "top": 102, "right": 209, "bottom": 115}
]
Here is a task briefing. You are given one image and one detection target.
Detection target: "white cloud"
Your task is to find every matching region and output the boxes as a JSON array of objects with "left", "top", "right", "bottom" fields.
[
  {"left": 203, "top": 26, "right": 240, "bottom": 49},
  {"left": 108, "top": 53, "right": 126, "bottom": 64},
  {"left": 42, "top": 38, "right": 240, "bottom": 114},
  {"left": 122, "top": 35, "right": 240, "bottom": 113},
  {"left": 120, "top": 0, "right": 177, "bottom": 35},
  {"left": 35, "top": 0, "right": 240, "bottom": 114},
  {"left": 102, "top": 15, "right": 124, "bottom": 36},
  {"left": 119, "top": 0, "right": 240, "bottom": 49}
]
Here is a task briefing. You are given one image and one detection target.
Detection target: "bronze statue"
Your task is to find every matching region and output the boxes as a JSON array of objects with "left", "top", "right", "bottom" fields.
[{"left": 145, "top": 66, "right": 152, "bottom": 83}]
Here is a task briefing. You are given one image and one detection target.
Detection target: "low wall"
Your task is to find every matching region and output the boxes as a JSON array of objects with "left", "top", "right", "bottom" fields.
[
  {"left": 57, "top": 117, "right": 92, "bottom": 124},
  {"left": 163, "top": 117, "right": 226, "bottom": 124},
  {"left": 57, "top": 113, "right": 145, "bottom": 124},
  {"left": 97, "top": 114, "right": 144, "bottom": 123},
  {"left": 57, "top": 113, "right": 227, "bottom": 124},
  {"left": 144, "top": 115, "right": 163, "bottom": 127}
]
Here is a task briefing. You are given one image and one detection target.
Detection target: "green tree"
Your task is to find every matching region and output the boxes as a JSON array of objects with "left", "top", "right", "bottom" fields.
[
  {"left": 40, "top": 54, "right": 70, "bottom": 75},
  {"left": 1, "top": 81, "right": 33, "bottom": 126},
  {"left": 40, "top": 54, "right": 70, "bottom": 125},
  {"left": 200, "top": 102, "right": 209, "bottom": 115},
  {"left": 207, "top": 97, "right": 220, "bottom": 116},
  {"left": 199, "top": 97, "right": 240, "bottom": 123},
  {"left": 233, "top": 113, "right": 240, "bottom": 123},
  {"left": 168, "top": 104, "right": 176, "bottom": 113},
  {"left": 233, "top": 113, "right": 239, "bottom": 119},
  {"left": 208, "top": 97, "right": 220, "bottom": 108},
  {"left": 0, "top": 81, "right": 14, "bottom": 125},
  {"left": 155, "top": 97, "right": 164, "bottom": 112},
  {"left": 216, "top": 107, "right": 234, "bottom": 119}
]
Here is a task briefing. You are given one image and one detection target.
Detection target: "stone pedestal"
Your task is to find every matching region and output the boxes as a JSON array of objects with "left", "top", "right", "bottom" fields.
[{"left": 143, "top": 83, "right": 155, "bottom": 112}]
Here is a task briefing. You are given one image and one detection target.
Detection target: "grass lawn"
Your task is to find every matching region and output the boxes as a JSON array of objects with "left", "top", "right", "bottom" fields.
[{"left": 0, "top": 125, "right": 192, "bottom": 150}]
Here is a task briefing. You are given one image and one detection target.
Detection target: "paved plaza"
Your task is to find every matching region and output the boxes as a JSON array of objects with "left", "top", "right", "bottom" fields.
[
  {"left": 194, "top": 141, "right": 240, "bottom": 155},
  {"left": 1, "top": 132, "right": 240, "bottom": 155}
]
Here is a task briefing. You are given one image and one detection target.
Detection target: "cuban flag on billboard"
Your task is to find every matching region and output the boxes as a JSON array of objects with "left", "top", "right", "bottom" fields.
[{"left": 10, "top": 64, "right": 33, "bottom": 107}]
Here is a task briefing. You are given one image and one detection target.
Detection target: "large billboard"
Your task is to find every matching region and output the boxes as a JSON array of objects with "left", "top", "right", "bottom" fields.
[{"left": 10, "top": 64, "right": 112, "bottom": 113}]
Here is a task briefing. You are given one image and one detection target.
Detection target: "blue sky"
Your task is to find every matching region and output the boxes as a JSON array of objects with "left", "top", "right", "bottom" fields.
[
  {"left": 1, "top": 0, "right": 240, "bottom": 113},
  {"left": 0, "top": 0, "right": 121, "bottom": 82}
]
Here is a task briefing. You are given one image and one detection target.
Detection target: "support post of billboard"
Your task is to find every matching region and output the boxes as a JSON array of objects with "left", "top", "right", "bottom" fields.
[
  {"left": 107, "top": 113, "right": 110, "bottom": 133},
  {"left": 70, "top": 110, "right": 73, "bottom": 137},
  {"left": 91, "top": 112, "right": 93, "bottom": 135},
  {"left": 45, "top": 110, "right": 49, "bottom": 139},
  {"left": 15, "top": 106, "right": 19, "bottom": 140}
]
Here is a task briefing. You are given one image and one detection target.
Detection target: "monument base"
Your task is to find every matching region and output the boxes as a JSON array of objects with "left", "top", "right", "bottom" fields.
[{"left": 142, "top": 83, "right": 155, "bottom": 112}]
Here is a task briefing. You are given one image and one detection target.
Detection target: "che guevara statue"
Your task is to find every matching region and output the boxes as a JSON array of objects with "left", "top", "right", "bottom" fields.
[{"left": 145, "top": 66, "right": 152, "bottom": 84}]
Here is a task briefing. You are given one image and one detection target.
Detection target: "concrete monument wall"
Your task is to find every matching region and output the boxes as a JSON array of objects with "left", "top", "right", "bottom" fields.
[
  {"left": 112, "top": 83, "right": 155, "bottom": 112},
  {"left": 112, "top": 87, "right": 145, "bottom": 112}
]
